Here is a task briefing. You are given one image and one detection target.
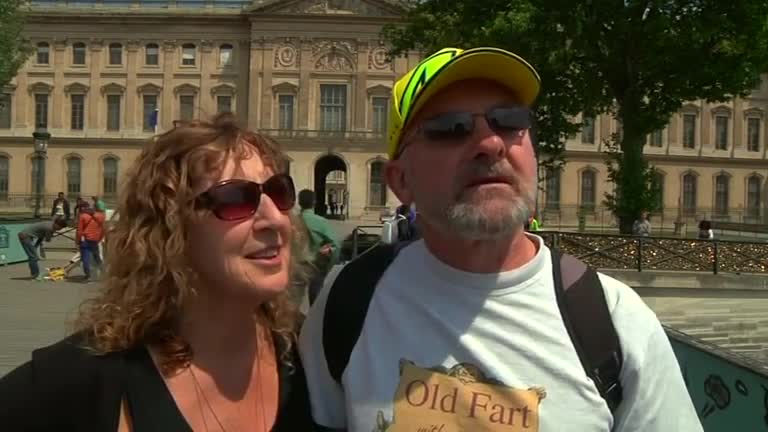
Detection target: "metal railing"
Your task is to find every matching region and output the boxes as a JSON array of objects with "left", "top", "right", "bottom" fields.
[
  {"left": 540, "top": 231, "right": 768, "bottom": 275},
  {"left": 344, "top": 225, "right": 768, "bottom": 275},
  {"left": 539, "top": 205, "right": 768, "bottom": 237}
]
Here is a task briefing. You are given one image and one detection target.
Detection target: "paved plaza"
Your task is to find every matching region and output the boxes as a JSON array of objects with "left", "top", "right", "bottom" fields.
[{"left": 1, "top": 220, "right": 767, "bottom": 377}]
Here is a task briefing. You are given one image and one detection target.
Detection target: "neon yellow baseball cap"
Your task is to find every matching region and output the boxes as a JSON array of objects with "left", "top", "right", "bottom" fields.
[{"left": 387, "top": 47, "right": 541, "bottom": 159}]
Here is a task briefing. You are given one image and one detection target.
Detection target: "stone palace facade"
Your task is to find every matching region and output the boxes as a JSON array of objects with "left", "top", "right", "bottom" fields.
[{"left": 0, "top": 0, "right": 766, "bottom": 227}]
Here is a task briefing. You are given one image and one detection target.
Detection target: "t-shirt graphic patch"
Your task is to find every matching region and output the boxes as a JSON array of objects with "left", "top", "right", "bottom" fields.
[{"left": 373, "top": 359, "right": 547, "bottom": 432}]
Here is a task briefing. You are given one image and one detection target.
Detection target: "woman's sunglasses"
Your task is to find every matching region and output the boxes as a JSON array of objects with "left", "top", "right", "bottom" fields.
[{"left": 195, "top": 173, "right": 296, "bottom": 221}]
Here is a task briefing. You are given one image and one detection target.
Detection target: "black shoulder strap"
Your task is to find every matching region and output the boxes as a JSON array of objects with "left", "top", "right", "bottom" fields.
[
  {"left": 323, "top": 243, "right": 399, "bottom": 384},
  {"left": 551, "top": 249, "right": 624, "bottom": 413}
]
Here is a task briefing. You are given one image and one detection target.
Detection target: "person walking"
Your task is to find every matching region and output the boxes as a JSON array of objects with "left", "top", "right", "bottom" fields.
[{"left": 298, "top": 189, "right": 340, "bottom": 305}]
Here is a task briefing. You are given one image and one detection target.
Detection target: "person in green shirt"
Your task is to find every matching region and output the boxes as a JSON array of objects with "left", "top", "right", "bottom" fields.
[{"left": 298, "top": 189, "right": 340, "bottom": 304}]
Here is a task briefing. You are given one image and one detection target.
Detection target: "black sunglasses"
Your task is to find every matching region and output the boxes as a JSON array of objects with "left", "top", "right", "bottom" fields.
[
  {"left": 421, "top": 105, "right": 531, "bottom": 140},
  {"left": 195, "top": 173, "right": 296, "bottom": 221}
]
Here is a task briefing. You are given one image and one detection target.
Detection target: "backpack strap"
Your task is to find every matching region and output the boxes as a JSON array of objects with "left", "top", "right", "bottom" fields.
[
  {"left": 323, "top": 243, "right": 399, "bottom": 384},
  {"left": 551, "top": 249, "right": 624, "bottom": 413}
]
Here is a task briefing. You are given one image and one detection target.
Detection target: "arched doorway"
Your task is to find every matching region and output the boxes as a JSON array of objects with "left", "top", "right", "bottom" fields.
[{"left": 314, "top": 154, "right": 348, "bottom": 219}]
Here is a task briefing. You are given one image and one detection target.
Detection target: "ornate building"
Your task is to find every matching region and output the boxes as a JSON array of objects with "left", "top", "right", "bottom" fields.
[{"left": 0, "top": 0, "right": 766, "bottom": 226}]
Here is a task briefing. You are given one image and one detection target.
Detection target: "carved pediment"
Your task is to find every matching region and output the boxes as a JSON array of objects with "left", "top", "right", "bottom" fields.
[
  {"left": 249, "top": 0, "right": 401, "bottom": 16},
  {"left": 211, "top": 83, "right": 237, "bottom": 96},
  {"left": 680, "top": 103, "right": 700, "bottom": 114},
  {"left": 64, "top": 82, "right": 89, "bottom": 94},
  {"left": 28, "top": 82, "right": 54, "bottom": 94},
  {"left": 137, "top": 83, "right": 163, "bottom": 94},
  {"left": 101, "top": 82, "right": 126, "bottom": 94},
  {"left": 173, "top": 83, "right": 200, "bottom": 95},
  {"left": 315, "top": 52, "right": 354, "bottom": 72},
  {"left": 744, "top": 107, "right": 764, "bottom": 118},
  {"left": 272, "top": 81, "right": 298, "bottom": 94},
  {"left": 711, "top": 105, "right": 732, "bottom": 116},
  {"left": 366, "top": 84, "right": 390, "bottom": 96}
]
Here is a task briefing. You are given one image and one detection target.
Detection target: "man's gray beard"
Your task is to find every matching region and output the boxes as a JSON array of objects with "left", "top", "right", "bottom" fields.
[{"left": 440, "top": 186, "right": 536, "bottom": 241}]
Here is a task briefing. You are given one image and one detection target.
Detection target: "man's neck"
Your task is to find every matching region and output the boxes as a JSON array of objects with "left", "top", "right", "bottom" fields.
[{"left": 421, "top": 224, "right": 538, "bottom": 273}]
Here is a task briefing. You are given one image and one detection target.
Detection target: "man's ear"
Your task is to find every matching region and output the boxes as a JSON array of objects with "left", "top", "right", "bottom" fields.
[{"left": 384, "top": 159, "right": 413, "bottom": 205}]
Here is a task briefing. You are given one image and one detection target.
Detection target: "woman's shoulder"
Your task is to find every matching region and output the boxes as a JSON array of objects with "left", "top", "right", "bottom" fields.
[{"left": 0, "top": 333, "right": 129, "bottom": 430}]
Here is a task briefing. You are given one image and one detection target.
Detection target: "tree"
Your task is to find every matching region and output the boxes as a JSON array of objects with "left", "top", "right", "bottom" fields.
[
  {"left": 383, "top": 0, "right": 768, "bottom": 233},
  {"left": 0, "top": 0, "right": 28, "bottom": 90}
]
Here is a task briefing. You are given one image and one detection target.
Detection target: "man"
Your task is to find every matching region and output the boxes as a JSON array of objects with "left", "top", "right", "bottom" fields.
[
  {"left": 76, "top": 201, "right": 105, "bottom": 282},
  {"left": 18, "top": 218, "right": 67, "bottom": 280},
  {"left": 50, "top": 192, "right": 70, "bottom": 221},
  {"left": 632, "top": 210, "right": 651, "bottom": 237},
  {"left": 299, "top": 47, "right": 701, "bottom": 431},
  {"left": 298, "top": 189, "right": 340, "bottom": 304}
]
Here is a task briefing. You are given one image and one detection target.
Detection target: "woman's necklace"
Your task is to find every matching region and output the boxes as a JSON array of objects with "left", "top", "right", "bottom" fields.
[{"left": 187, "top": 353, "right": 270, "bottom": 432}]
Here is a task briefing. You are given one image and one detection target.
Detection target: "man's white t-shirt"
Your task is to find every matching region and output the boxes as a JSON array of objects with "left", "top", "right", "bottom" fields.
[{"left": 299, "top": 236, "right": 702, "bottom": 432}]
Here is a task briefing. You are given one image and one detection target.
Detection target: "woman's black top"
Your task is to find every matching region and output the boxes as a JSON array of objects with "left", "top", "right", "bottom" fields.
[{"left": 0, "top": 332, "right": 314, "bottom": 431}]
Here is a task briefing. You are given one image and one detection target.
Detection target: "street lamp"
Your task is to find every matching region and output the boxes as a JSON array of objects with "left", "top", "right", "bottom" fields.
[{"left": 32, "top": 127, "right": 50, "bottom": 219}]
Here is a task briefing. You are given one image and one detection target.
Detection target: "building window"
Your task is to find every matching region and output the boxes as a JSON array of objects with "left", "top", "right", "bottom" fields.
[
  {"left": 368, "top": 160, "right": 387, "bottom": 206},
  {"left": 0, "top": 156, "right": 8, "bottom": 200},
  {"left": 181, "top": 44, "right": 196, "bottom": 66},
  {"left": 747, "top": 176, "right": 762, "bottom": 219},
  {"left": 217, "top": 95, "right": 232, "bottom": 114},
  {"left": 580, "top": 170, "right": 596, "bottom": 211},
  {"left": 66, "top": 157, "right": 82, "bottom": 200},
  {"left": 219, "top": 44, "right": 233, "bottom": 66},
  {"left": 319, "top": 84, "right": 346, "bottom": 131},
  {"left": 682, "top": 173, "right": 697, "bottom": 216},
  {"left": 143, "top": 94, "right": 158, "bottom": 132},
  {"left": 372, "top": 97, "right": 388, "bottom": 133},
  {"left": 179, "top": 95, "right": 195, "bottom": 121},
  {"left": 714, "top": 174, "right": 729, "bottom": 216},
  {"left": 581, "top": 116, "right": 595, "bottom": 144},
  {"left": 34, "top": 93, "right": 49, "bottom": 128},
  {"left": 109, "top": 43, "right": 123, "bottom": 65},
  {"left": 278, "top": 94, "right": 294, "bottom": 130},
  {"left": 145, "top": 43, "right": 159, "bottom": 65},
  {"left": 648, "top": 129, "right": 663, "bottom": 147},
  {"left": 0, "top": 93, "right": 10, "bottom": 129},
  {"left": 652, "top": 171, "right": 664, "bottom": 210},
  {"left": 72, "top": 42, "right": 86, "bottom": 65},
  {"left": 545, "top": 167, "right": 560, "bottom": 210},
  {"left": 747, "top": 118, "right": 761, "bottom": 152},
  {"left": 70, "top": 94, "right": 85, "bottom": 130},
  {"left": 107, "top": 94, "right": 121, "bottom": 131},
  {"left": 103, "top": 157, "right": 118, "bottom": 198},
  {"left": 36, "top": 42, "right": 50, "bottom": 65},
  {"left": 715, "top": 116, "right": 729, "bottom": 150},
  {"left": 683, "top": 114, "right": 696, "bottom": 148}
]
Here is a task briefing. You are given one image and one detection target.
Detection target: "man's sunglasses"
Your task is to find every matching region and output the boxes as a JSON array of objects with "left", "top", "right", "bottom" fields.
[
  {"left": 420, "top": 106, "right": 532, "bottom": 140},
  {"left": 195, "top": 173, "right": 296, "bottom": 221}
]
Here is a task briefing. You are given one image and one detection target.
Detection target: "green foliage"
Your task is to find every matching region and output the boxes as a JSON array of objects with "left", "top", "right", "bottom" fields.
[
  {"left": 383, "top": 0, "right": 768, "bottom": 232},
  {"left": 0, "top": 0, "right": 29, "bottom": 90}
]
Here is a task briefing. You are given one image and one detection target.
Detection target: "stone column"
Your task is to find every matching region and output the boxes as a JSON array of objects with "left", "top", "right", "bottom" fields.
[
  {"left": 88, "top": 39, "right": 103, "bottom": 130},
  {"left": 247, "top": 37, "right": 264, "bottom": 128},
  {"left": 161, "top": 41, "right": 176, "bottom": 131},
  {"left": 298, "top": 38, "right": 312, "bottom": 129},
  {"left": 259, "top": 38, "right": 275, "bottom": 129},
  {"left": 200, "top": 40, "right": 214, "bottom": 117},
  {"left": 732, "top": 99, "right": 742, "bottom": 157},
  {"left": 52, "top": 38, "right": 67, "bottom": 130},
  {"left": 354, "top": 39, "right": 369, "bottom": 131},
  {"left": 125, "top": 40, "right": 139, "bottom": 131}
]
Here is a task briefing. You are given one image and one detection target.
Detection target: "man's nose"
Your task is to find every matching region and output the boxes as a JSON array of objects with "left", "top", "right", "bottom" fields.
[{"left": 469, "top": 116, "right": 506, "bottom": 161}]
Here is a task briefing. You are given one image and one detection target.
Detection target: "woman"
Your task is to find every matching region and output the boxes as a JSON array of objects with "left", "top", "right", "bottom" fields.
[
  {"left": 0, "top": 114, "right": 313, "bottom": 431},
  {"left": 698, "top": 219, "right": 714, "bottom": 240}
]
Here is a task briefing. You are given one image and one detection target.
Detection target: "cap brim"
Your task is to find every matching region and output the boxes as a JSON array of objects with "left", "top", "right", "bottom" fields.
[{"left": 406, "top": 48, "right": 540, "bottom": 126}]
